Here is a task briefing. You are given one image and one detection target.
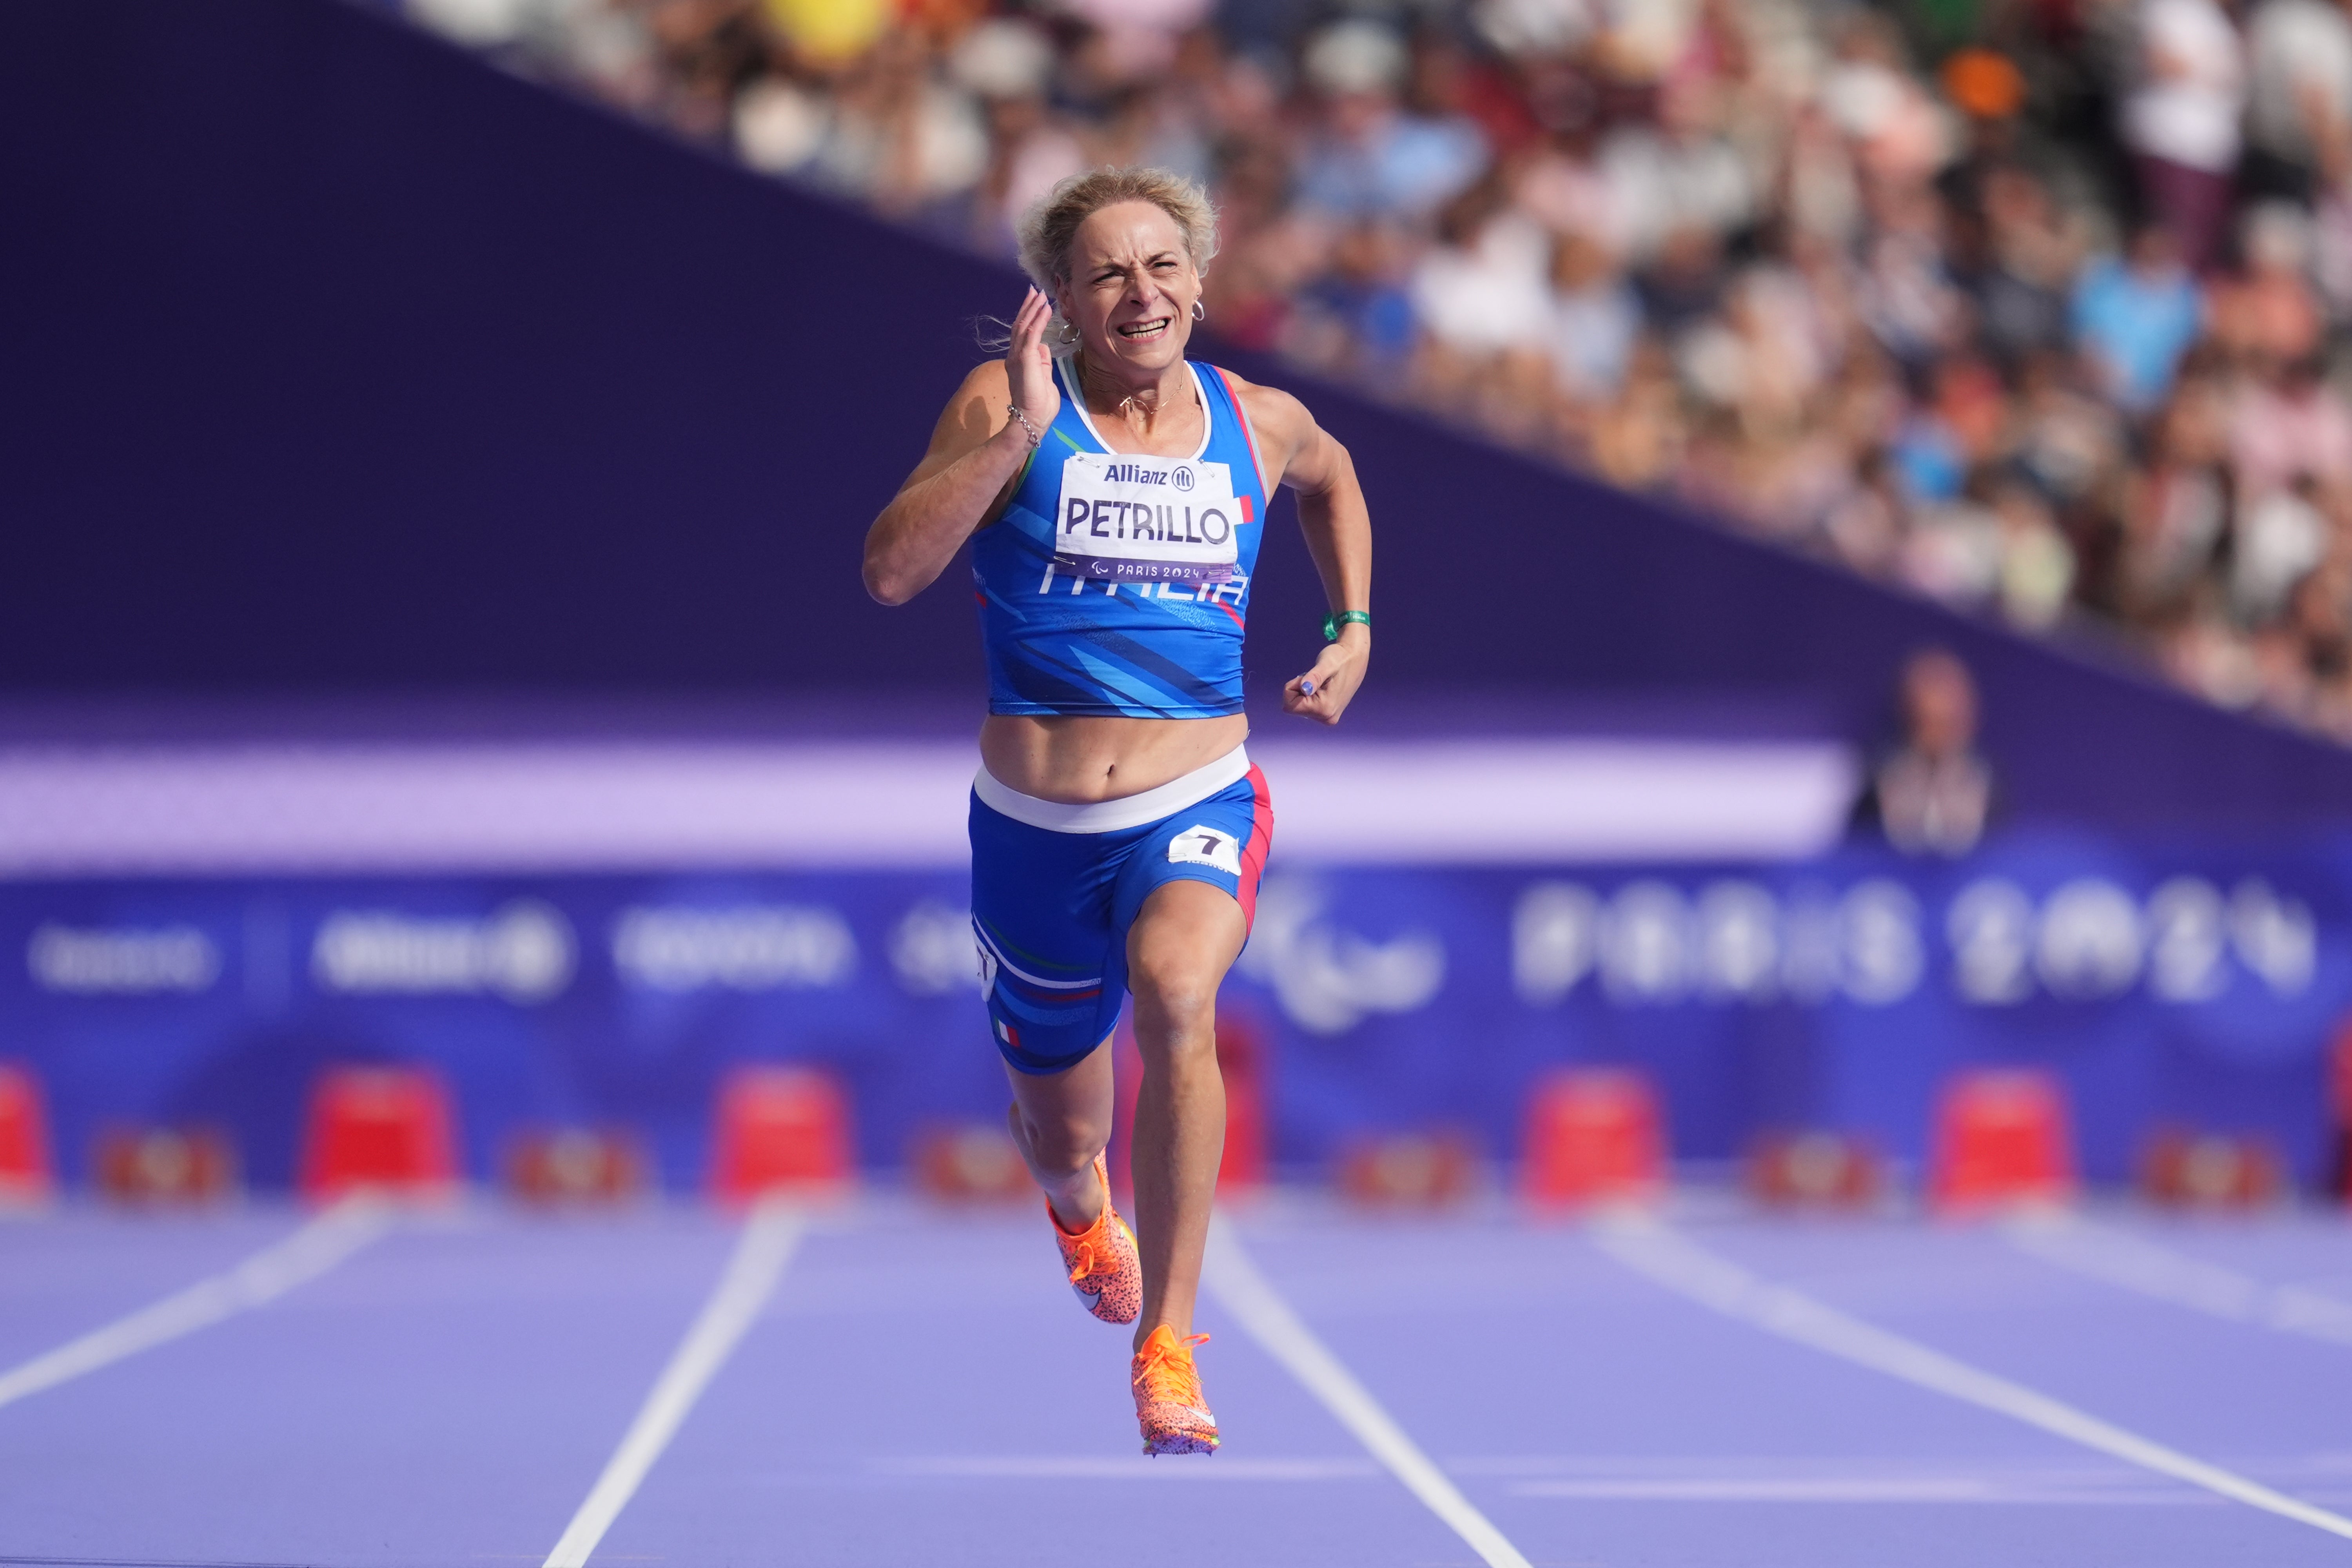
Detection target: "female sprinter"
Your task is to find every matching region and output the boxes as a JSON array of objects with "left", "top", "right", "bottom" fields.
[{"left": 862, "top": 167, "right": 1372, "bottom": 1455}]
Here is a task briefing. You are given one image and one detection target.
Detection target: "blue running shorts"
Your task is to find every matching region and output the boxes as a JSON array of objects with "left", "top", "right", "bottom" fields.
[{"left": 970, "top": 746, "right": 1272, "bottom": 1075}]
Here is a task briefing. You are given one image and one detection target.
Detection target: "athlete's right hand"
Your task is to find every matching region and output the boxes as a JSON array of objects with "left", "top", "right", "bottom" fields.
[{"left": 1005, "top": 287, "right": 1061, "bottom": 439}]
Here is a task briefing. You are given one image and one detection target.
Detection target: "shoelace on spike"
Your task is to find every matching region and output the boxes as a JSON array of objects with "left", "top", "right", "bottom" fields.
[
  {"left": 1060, "top": 1164, "right": 1116, "bottom": 1286},
  {"left": 1132, "top": 1332, "right": 1211, "bottom": 1409}
]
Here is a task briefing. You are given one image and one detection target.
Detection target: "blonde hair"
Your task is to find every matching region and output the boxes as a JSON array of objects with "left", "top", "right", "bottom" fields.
[{"left": 1015, "top": 167, "right": 1220, "bottom": 293}]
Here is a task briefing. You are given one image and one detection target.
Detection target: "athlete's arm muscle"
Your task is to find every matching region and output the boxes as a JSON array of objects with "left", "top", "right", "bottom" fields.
[
  {"left": 1237, "top": 378, "right": 1372, "bottom": 726},
  {"left": 861, "top": 361, "right": 1027, "bottom": 606},
  {"left": 864, "top": 289, "right": 1065, "bottom": 607}
]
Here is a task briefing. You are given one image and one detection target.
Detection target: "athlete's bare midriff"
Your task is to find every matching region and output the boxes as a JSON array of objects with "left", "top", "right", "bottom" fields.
[{"left": 978, "top": 712, "right": 1250, "bottom": 804}]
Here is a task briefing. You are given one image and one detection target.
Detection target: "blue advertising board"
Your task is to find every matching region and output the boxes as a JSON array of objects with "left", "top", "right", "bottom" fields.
[{"left": 5, "top": 831, "right": 2345, "bottom": 1192}]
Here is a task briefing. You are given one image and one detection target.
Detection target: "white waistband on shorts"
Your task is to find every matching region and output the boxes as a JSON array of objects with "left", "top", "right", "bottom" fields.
[{"left": 973, "top": 744, "right": 1250, "bottom": 834}]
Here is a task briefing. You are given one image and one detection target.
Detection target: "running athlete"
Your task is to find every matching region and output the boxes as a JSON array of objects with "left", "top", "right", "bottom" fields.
[{"left": 862, "top": 167, "right": 1372, "bottom": 1455}]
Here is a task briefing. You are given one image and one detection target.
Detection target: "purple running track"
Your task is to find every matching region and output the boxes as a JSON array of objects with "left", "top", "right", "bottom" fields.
[{"left": 2, "top": 1201, "right": 2351, "bottom": 1567}]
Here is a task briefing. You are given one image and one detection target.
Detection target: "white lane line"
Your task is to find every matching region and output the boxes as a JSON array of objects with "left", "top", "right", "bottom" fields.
[
  {"left": 1591, "top": 1214, "right": 2352, "bottom": 1543},
  {"left": 1509, "top": 1475, "right": 2203, "bottom": 1504},
  {"left": 1204, "top": 1217, "right": 1536, "bottom": 1568},
  {"left": 543, "top": 1201, "right": 805, "bottom": 1568},
  {"left": 0, "top": 1199, "right": 391, "bottom": 1413},
  {"left": 874, "top": 1455, "right": 1383, "bottom": 1481},
  {"left": 2005, "top": 1210, "right": 2352, "bottom": 1346}
]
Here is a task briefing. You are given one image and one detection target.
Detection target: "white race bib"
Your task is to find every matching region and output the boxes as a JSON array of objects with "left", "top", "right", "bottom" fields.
[
  {"left": 1167, "top": 824, "right": 1243, "bottom": 874},
  {"left": 1051, "top": 454, "right": 1241, "bottom": 584}
]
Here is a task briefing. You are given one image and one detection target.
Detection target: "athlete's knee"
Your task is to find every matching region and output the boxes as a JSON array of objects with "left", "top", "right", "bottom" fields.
[
  {"left": 1127, "top": 946, "right": 1222, "bottom": 1038},
  {"left": 1128, "top": 883, "right": 1243, "bottom": 1027},
  {"left": 1010, "top": 1100, "right": 1109, "bottom": 1176}
]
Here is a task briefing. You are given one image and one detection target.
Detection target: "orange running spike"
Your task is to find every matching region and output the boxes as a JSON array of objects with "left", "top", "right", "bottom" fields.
[
  {"left": 1132, "top": 1325, "right": 1218, "bottom": 1455},
  {"left": 1051, "top": 1154, "right": 1140, "bottom": 1324}
]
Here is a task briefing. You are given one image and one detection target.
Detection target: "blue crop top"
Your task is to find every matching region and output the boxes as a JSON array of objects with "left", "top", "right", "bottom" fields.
[{"left": 971, "top": 356, "right": 1270, "bottom": 718}]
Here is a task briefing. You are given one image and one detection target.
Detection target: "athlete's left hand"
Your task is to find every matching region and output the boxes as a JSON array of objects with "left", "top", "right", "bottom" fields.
[{"left": 1283, "top": 630, "right": 1367, "bottom": 725}]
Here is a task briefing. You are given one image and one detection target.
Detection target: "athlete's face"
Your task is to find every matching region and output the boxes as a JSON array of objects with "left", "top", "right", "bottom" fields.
[{"left": 1058, "top": 202, "right": 1201, "bottom": 379}]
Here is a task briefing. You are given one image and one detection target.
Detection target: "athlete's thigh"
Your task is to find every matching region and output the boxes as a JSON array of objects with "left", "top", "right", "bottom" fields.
[
  {"left": 1126, "top": 879, "right": 1247, "bottom": 1001},
  {"left": 1111, "top": 768, "right": 1271, "bottom": 998},
  {"left": 970, "top": 794, "right": 1130, "bottom": 1074}
]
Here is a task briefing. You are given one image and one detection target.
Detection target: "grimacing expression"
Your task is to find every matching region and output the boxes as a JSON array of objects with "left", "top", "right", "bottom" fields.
[{"left": 1058, "top": 201, "right": 1201, "bottom": 374}]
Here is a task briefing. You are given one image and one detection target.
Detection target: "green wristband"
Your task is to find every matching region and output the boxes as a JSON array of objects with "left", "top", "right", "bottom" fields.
[{"left": 1322, "top": 610, "right": 1372, "bottom": 641}]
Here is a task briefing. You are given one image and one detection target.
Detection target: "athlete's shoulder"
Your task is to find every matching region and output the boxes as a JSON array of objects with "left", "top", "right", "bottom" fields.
[
  {"left": 1210, "top": 365, "right": 1305, "bottom": 433},
  {"left": 951, "top": 357, "right": 1013, "bottom": 407},
  {"left": 1201, "top": 364, "right": 1322, "bottom": 486},
  {"left": 904, "top": 359, "right": 1016, "bottom": 490}
]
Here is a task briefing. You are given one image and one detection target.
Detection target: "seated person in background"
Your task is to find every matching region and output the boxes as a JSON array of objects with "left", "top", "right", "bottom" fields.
[{"left": 1850, "top": 648, "right": 1997, "bottom": 855}]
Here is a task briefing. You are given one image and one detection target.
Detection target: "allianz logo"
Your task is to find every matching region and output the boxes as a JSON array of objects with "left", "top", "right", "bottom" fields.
[
  {"left": 311, "top": 900, "right": 575, "bottom": 1004},
  {"left": 27, "top": 923, "right": 221, "bottom": 995},
  {"left": 611, "top": 904, "right": 856, "bottom": 992}
]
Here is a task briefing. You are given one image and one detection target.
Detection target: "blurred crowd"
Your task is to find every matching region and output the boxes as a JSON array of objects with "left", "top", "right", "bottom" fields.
[{"left": 404, "top": 0, "right": 2352, "bottom": 740}]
